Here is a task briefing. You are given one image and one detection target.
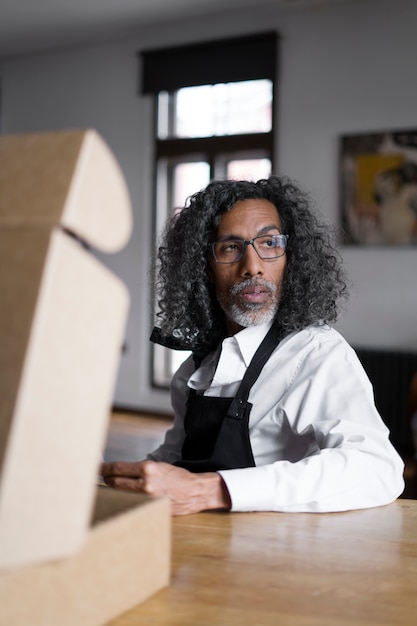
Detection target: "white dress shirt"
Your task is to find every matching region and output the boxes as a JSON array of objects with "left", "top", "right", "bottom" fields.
[{"left": 149, "top": 323, "right": 405, "bottom": 512}]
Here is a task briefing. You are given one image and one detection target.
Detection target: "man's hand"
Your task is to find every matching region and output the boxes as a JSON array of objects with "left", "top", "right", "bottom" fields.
[{"left": 100, "top": 460, "right": 231, "bottom": 516}]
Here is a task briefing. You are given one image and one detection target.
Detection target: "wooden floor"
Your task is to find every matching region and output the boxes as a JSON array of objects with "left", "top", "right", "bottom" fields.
[{"left": 104, "top": 410, "right": 417, "bottom": 498}]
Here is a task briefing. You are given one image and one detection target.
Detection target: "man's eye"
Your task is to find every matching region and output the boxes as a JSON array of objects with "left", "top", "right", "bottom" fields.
[
  {"left": 260, "top": 235, "right": 282, "bottom": 248},
  {"left": 223, "top": 241, "right": 241, "bottom": 252},
  {"left": 259, "top": 237, "right": 275, "bottom": 248}
]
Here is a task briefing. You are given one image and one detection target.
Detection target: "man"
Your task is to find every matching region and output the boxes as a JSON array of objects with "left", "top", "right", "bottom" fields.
[{"left": 101, "top": 176, "right": 404, "bottom": 514}]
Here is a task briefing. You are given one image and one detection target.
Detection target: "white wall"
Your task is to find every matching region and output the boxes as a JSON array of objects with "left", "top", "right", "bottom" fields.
[{"left": 1, "top": 0, "right": 416, "bottom": 413}]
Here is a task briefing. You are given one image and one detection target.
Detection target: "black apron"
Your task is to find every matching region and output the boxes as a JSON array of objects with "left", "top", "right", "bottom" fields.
[{"left": 176, "top": 324, "right": 285, "bottom": 473}]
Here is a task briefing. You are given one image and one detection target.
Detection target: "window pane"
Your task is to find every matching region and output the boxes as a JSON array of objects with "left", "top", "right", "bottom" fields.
[
  {"left": 158, "top": 79, "right": 272, "bottom": 139},
  {"left": 153, "top": 76, "right": 274, "bottom": 387},
  {"left": 227, "top": 158, "right": 271, "bottom": 181},
  {"left": 157, "top": 92, "right": 171, "bottom": 140},
  {"left": 153, "top": 343, "right": 191, "bottom": 388},
  {"left": 153, "top": 160, "right": 210, "bottom": 387},
  {"left": 171, "top": 349, "right": 192, "bottom": 375},
  {"left": 173, "top": 162, "right": 210, "bottom": 207}
]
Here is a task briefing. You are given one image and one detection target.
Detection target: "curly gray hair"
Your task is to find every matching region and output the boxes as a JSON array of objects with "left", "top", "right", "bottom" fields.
[{"left": 154, "top": 175, "right": 348, "bottom": 359}]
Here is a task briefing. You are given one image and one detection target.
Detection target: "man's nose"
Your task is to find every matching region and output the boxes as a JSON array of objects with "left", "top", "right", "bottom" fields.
[{"left": 238, "top": 242, "right": 263, "bottom": 276}]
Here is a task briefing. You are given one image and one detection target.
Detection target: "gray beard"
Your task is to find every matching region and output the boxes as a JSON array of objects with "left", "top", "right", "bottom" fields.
[
  {"left": 227, "top": 301, "right": 278, "bottom": 328},
  {"left": 220, "top": 278, "right": 280, "bottom": 328}
]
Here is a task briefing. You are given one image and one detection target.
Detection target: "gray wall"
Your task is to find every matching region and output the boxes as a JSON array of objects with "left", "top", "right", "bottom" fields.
[{"left": 1, "top": 0, "right": 416, "bottom": 413}]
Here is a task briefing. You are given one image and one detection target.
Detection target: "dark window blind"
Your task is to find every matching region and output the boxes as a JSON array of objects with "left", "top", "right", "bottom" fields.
[{"left": 140, "top": 31, "right": 278, "bottom": 94}]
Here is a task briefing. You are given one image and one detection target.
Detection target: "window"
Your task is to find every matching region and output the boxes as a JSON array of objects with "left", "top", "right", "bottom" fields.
[{"left": 140, "top": 33, "right": 278, "bottom": 387}]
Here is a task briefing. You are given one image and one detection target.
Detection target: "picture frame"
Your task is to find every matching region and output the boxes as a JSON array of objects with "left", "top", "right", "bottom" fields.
[{"left": 339, "top": 129, "right": 417, "bottom": 246}]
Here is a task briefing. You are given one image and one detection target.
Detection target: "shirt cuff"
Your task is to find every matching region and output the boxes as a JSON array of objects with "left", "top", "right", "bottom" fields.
[{"left": 218, "top": 465, "right": 278, "bottom": 512}]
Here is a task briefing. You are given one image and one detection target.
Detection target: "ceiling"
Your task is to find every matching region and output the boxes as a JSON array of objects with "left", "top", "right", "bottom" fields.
[{"left": 0, "top": 0, "right": 348, "bottom": 59}]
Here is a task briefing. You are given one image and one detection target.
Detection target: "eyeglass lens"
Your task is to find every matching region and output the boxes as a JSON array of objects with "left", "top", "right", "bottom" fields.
[{"left": 213, "top": 235, "right": 287, "bottom": 263}]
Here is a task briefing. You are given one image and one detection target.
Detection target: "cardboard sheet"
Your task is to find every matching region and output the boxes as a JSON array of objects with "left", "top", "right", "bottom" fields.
[
  {"left": 0, "top": 130, "right": 133, "bottom": 568},
  {"left": 0, "top": 487, "right": 171, "bottom": 626}
]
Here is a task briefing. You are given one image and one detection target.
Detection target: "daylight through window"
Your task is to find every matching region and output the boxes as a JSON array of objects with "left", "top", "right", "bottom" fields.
[{"left": 140, "top": 33, "right": 278, "bottom": 387}]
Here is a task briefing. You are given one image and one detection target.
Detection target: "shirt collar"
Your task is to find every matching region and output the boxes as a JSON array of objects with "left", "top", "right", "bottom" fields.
[
  {"left": 232, "top": 321, "right": 273, "bottom": 367},
  {"left": 187, "top": 321, "right": 273, "bottom": 391}
]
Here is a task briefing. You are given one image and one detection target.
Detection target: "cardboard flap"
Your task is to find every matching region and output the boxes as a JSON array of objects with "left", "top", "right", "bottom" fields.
[
  {"left": 0, "top": 231, "right": 130, "bottom": 569},
  {"left": 0, "top": 129, "right": 132, "bottom": 252},
  {"left": 0, "top": 130, "right": 133, "bottom": 570}
]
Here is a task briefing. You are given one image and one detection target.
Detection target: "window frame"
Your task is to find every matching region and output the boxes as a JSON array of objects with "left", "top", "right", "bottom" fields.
[{"left": 140, "top": 33, "right": 278, "bottom": 389}]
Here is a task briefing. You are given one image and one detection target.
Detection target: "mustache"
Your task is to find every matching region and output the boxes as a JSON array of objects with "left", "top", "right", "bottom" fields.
[{"left": 229, "top": 278, "right": 277, "bottom": 296}]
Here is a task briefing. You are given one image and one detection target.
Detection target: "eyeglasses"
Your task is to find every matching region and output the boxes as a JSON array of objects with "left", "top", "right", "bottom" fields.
[{"left": 210, "top": 234, "right": 288, "bottom": 264}]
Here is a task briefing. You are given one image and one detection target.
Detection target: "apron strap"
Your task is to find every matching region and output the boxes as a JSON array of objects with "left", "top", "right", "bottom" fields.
[{"left": 226, "top": 323, "right": 285, "bottom": 420}]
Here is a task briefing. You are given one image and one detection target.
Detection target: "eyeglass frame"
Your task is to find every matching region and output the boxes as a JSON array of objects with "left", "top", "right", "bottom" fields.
[{"left": 209, "top": 233, "right": 289, "bottom": 264}]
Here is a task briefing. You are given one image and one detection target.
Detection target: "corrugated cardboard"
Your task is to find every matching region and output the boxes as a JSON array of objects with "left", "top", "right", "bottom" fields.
[
  {"left": 0, "top": 227, "right": 130, "bottom": 568},
  {"left": 0, "top": 129, "right": 170, "bottom": 622},
  {"left": 0, "top": 129, "right": 135, "bottom": 569},
  {"left": 0, "top": 129, "right": 132, "bottom": 252},
  {"left": 0, "top": 487, "right": 171, "bottom": 626}
]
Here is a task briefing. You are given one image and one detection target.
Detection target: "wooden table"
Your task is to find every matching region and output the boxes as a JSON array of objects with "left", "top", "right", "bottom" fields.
[{"left": 109, "top": 499, "right": 417, "bottom": 626}]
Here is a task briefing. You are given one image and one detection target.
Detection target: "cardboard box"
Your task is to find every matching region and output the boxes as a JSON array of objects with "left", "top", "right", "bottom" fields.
[
  {"left": 0, "top": 130, "right": 171, "bottom": 621},
  {"left": 0, "top": 487, "right": 171, "bottom": 626},
  {"left": 0, "top": 225, "right": 132, "bottom": 569},
  {"left": 0, "top": 128, "right": 135, "bottom": 569}
]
